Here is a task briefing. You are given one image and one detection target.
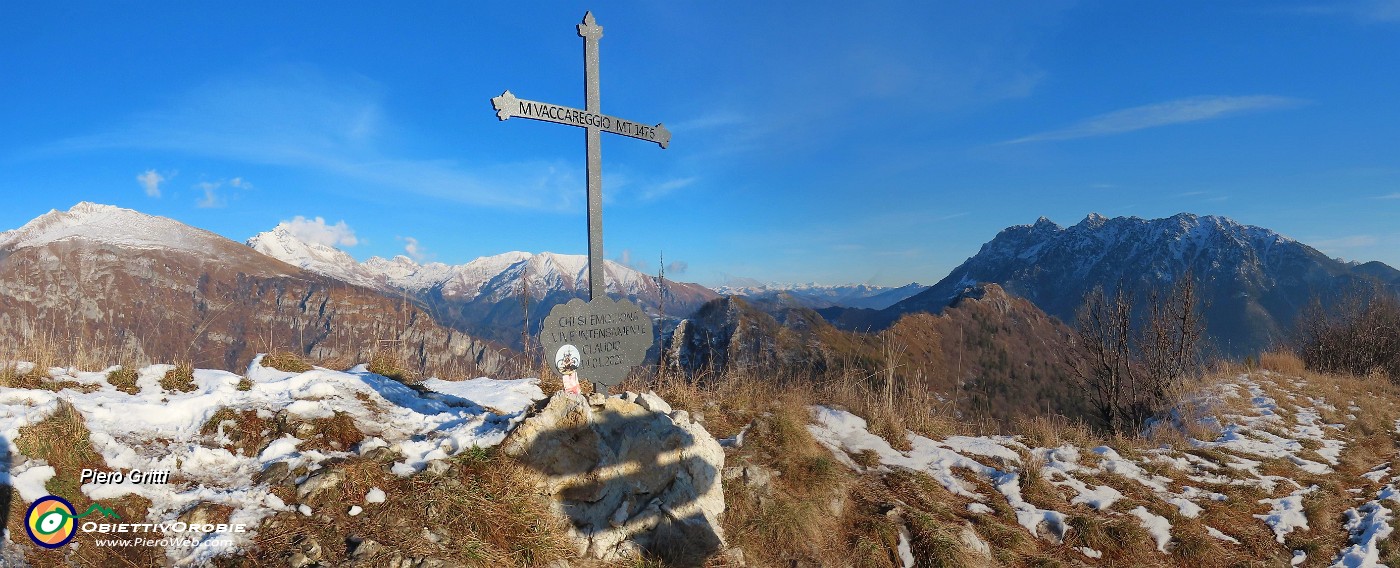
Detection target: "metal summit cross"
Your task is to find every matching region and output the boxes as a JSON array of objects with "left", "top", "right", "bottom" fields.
[
  {"left": 491, "top": 11, "right": 663, "bottom": 394},
  {"left": 491, "top": 11, "right": 670, "bottom": 303}
]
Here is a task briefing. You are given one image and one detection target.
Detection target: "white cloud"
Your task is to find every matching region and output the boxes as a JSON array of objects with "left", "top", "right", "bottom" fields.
[
  {"left": 195, "top": 181, "right": 223, "bottom": 208},
  {"left": 136, "top": 169, "right": 166, "bottom": 197},
  {"left": 279, "top": 216, "right": 358, "bottom": 247},
  {"left": 666, "top": 260, "right": 689, "bottom": 275},
  {"left": 614, "top": 249, "right": 648, "bottom": 271},
  {"left": 1006, "top": 95, "right": 1307, "bottom": 144},
  {"left": 1377, "top": 192, "right": 1400, "bottom": 199},
  {"left": 400, "top": 236, "right": 431, "bottom": 262}
]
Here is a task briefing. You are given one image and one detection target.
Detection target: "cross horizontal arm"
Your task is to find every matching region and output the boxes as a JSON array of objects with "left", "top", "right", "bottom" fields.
[{"left": 492, "top": 90, "right": 671, "bottom": 149}]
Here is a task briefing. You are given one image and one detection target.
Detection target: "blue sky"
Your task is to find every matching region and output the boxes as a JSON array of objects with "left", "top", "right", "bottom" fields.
[{"left": 3, "top": 1, "right": 1399, "bottom": 287}]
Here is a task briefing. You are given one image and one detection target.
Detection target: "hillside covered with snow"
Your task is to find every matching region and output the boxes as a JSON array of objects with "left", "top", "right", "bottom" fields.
[{"left": 3, "top": 353, "right": 1399, "bottom": 566}]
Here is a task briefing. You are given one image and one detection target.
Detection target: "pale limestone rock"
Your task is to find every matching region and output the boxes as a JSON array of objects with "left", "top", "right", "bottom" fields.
[{"left": 501, "top": 391, "right": 725, "bottom": 566}]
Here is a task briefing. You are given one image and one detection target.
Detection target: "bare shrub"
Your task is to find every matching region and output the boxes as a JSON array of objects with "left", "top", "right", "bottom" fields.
[
  {"left": 1070, "top": 275, "right": 1204, "bottom": 434},
  {"left": 1297, "top": 286, "right": 1400, "bottom": 382}
]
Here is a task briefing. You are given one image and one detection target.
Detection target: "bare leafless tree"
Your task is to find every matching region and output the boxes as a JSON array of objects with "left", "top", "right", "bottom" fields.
[
  {"left": 1072, "top": 275, "right": 1204, "bottom": 434},
  {"left": 1298, "top": 283, "right": 1400, "bottom": 381},
  {"left": 1071, "top": 284, "right": 1136, "bottom": 432}
]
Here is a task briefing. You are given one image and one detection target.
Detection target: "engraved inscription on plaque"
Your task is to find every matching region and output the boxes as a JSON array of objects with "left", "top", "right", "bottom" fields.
[{"left": 539, "top": 297, "right": 654, "bottom": 390}]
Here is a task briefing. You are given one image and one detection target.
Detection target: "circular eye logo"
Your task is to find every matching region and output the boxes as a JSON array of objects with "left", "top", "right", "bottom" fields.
[{"left": 26, "top": 496, "right": 77, "bottom": 549}]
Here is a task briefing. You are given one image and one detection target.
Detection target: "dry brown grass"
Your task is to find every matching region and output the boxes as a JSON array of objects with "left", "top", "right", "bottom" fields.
[
  {"left": 161, "top": 362, "right": 197, "bottom": 392},
  {"left": 8, "top": 400, "right": 162, "bottom": 567},
  {"left": 201, "top": 407, "right": 273, "bottom": 457},
  {"left": 301, "top": 411, "right": 365, "bottom": 453},
  {"left": 233, "top": 449, "right": 572, "bottom": 567},
  {"left": 368, "top": 350, "right": 416, "bottom": 383},
  {"left": 1016, "top": 414, "right": 1100, "bottom": 450},
  {"left": 261, "top": 350, "right": 312, "bottom": 373},
  {"left": 15, "top": 400, "right": 106, "bottom": 500},
  {"left": 1259, "top": 351, "right": 1307, "bottom": 375},
  {"left": 106, "top": 365, "right": 140, "bottom": 394}
]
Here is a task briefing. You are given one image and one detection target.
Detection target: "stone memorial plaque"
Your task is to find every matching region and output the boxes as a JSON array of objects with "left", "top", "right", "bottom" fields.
[{"left": 539, "top": 297, "right": 653, "bottom": 391}]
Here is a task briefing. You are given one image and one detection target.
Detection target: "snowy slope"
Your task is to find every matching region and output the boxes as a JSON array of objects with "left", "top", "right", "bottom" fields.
[
  {"left": 246, "top": 225, "right": 388, "bottom": 290},
  {"left": 246, "top": 224, "right": 686, "bottom": 303},
  {"left": 808, "top": 369, "right": 1400, "bottom": 566},
  {"left": 0, "top": 358, "right": 544, "bottom": 564},
  {"left": 0, "top": 202, "right": 233, "bottom": 256}
]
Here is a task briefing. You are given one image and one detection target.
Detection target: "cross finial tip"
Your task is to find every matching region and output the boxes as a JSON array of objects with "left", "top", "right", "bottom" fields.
[{"left": 579, "top": 11, "right": 603, "bottom": 39}]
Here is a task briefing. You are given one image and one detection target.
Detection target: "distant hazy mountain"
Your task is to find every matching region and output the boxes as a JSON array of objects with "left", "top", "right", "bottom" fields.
[
  {"left": 827, "top": 213, "right": 1400, "bottom": 356},
  {"left": 248, "top": 233, "right": 719, "bottom": 349},
  {"left": 715, "top": 282, "right": 927, "bottom": 310},
  {"left": 0, "top": 203, "right": 500, "bottom": 373}
]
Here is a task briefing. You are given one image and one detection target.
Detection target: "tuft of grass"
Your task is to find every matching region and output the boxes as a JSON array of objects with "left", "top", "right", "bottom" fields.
[
  {"left": 261, "top": 351, "right": 312, "bottom": 373},
  {"left": 237, "top": 376, "right": 253, "bottom": 391},
  {"left": 1259, "top": 351, "right": 1306, "bottom": 375},
  {"left": 1066, "top": 514, "right": 1112, "bottom": 552},
  {"left": 368, "top": 351, "right": 415, "bottom": 383},
  {"left": 906, "top": 511, "right": 976, "bottom": 568},
  {"left": 303, "top": 411, "right": 365, "bottom": 452},
  {"left": 161, "top": 362, "right": 197, "bottom": 392},
  {"left": 1171, "top": 521, "right": 1229, "bottom": 565},
  {"left": 107, "top": 366, "right": 140, "bottom": 394},
  {"left": 16, "top": 400, "right": 107, "bottom": 501},
  {"left": 0, "top": 362, "right": 51, "bottom": 390},
  {"left": 201, "top": 407, "right": 272, "bottom": 457}
]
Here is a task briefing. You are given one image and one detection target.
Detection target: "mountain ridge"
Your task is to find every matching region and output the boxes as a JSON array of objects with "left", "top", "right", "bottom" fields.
[{"left": 835, "top": 212, "right": 1400, "bottom": 356}]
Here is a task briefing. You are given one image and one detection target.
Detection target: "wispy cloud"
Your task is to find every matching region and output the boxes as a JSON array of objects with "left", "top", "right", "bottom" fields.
[
  {"left": 642, "top": 177, "right": 696, "bottom": 201},
  {"left": 42, "top": 67, "right": 597, "bottom": 212},
  {"left": 399, "top": 236, "right": 432, "bottom": 262},
  {"left": 614, "top": 249, "right": 648, "bottom": 271},
  {"left": 279, "top": 216, "right": 358, "bottom": 247},
  {"left": 192, "top": 176, "right": 249, "bottom": 208},
  {"left": 136, "top": 169, "right": 167, "bottom": 197},
  {"left": 1376, "top": 192, "right": 1400, "bottom": 199},
  {"left": 1006, "top": 95, "right": 1307, "bottom": 144},
  {"left": 195, "top": 181, "right": 223, "bottom": 208},
  {"left": 666, "top": 260, "right": 688, "bottom": 275}
]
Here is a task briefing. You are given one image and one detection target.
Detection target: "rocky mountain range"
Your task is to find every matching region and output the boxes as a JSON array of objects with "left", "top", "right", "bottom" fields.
[
  {"left": 824, "top": 213, "right": 1400, "bottom": 356},
  {"left": 248, "top": 228, "right": 720, "bottom": 349},
  {"left": 713, "top": 281, "right": 927, "bottom": 310},
  {"left": 0, "top": 203, "right": 501, "bottom": 374}
]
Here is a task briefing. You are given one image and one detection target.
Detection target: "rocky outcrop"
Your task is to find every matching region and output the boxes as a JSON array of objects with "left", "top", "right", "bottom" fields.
[{"left": 501, "top": 391, "right": 725, "bottom": 565}]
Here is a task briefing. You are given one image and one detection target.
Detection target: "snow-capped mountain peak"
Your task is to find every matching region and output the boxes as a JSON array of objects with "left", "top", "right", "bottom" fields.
[
  {"left": 715, "top": 281, "right": 928, "bottom": 311},
  {"left": 246, "top": 225, "right": 386, "bottom": 290},
  {"left": 0, "top": 202, "right": 230, "bottom": 254}
]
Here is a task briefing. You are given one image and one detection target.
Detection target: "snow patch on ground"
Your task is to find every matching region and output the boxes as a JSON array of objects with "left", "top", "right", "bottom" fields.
[
  {"left": 1257, "top": 485, "right": 1319, "bottom": 543},
  {"left": 0, "top": 357, "right": 545, "bottom": 565}
]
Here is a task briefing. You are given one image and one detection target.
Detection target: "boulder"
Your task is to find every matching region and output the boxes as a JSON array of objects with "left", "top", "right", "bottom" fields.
[{"left": 501, "top": 391, "right": 725, "bottom": 566}]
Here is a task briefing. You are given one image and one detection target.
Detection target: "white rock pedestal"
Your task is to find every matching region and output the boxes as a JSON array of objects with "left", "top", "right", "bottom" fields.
[{"left": 500, "top": 391, "right": 725, "bottom": 566}]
